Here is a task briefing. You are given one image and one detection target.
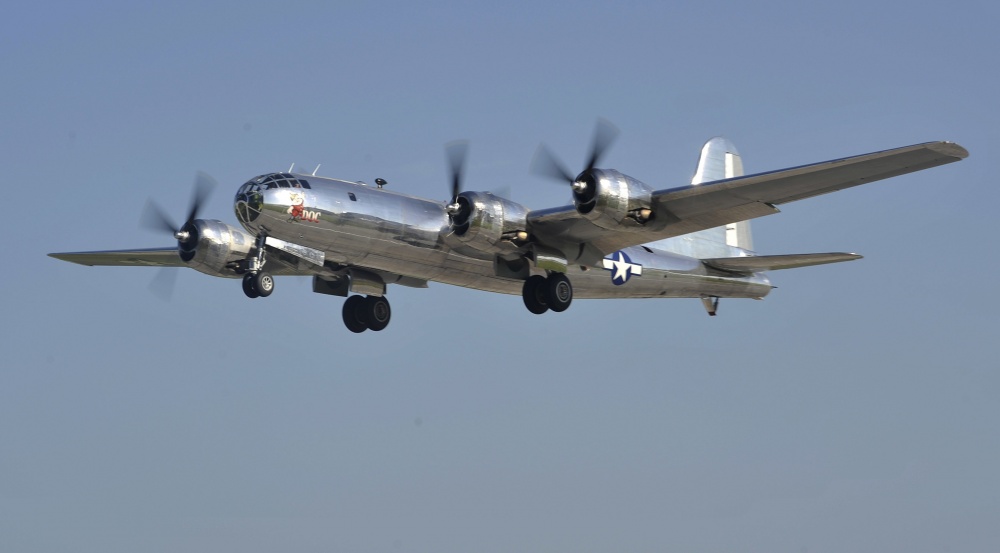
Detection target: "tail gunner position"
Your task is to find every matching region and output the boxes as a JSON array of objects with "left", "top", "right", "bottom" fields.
[{"left": 50, "top": 121, "right": 968, "bottom": 333}]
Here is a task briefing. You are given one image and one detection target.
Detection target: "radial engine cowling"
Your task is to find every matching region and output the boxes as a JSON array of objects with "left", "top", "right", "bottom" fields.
[
  {"left": 177, "top": 219, "right": 255, "bottom": 277},
  {"left": 450, "top": 192, "right": 529, "bottom": 254},
  {"left": 572, "top": 168, "right": 655, "bottom": 230}
]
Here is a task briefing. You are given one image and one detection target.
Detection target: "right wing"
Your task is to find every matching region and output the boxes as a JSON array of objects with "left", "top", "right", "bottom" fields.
[
  {"left": 49, "top": 248, "right": 186, "bottom": 267},
  {"left": 48, "top": 247, "right": 309, "bottom": 276},
  {"left": 527, "top": 141, "right": 968, "bottom": 259},
  {"left": 48, "top": 247, "right": 431, "bottom": 286}
]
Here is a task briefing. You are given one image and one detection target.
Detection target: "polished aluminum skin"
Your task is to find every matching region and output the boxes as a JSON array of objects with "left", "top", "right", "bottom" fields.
[
  {"left": 233, "top": 175, "right": 772, "bottom": 299},
  {"left": 50, "top": 136, "right": 969, "bottom": 327}
]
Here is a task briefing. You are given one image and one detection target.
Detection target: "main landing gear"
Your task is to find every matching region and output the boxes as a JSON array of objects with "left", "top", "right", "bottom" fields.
[
  {"left": 522, "top": 273, "right": 572, "bottom": 315},
  {"left": 342, "top": 295, "right": 391, "bottom": 333}
]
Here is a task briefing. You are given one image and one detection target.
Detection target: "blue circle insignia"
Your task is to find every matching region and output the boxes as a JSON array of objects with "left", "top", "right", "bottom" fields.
[{"left": 602, "top": 250, "right": 642, "bottom": 286}]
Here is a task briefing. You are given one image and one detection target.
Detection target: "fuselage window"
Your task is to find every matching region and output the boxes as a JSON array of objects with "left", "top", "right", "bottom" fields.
[{"left": 348, "top": 193, "right": 357, "bottom": 201}]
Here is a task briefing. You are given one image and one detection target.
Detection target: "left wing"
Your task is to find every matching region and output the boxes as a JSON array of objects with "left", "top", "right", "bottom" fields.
[
  {"left": 527, "top": 141, "right": 968, "bottom": 260},
  {"left": 702, "top": 252, "right": 862, "bottom": 273}
]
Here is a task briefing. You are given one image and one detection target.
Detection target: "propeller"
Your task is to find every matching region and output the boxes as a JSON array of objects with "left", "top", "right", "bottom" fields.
[
  {"left": 147, "top": 266, "right": 179, "bottom": 302},
  {"left": 140, "top": 171, "right": 217, "bottom": 300},
  {"left": 141, "top": 171, "right": 217, "bottom": 243},
  {"left": 530, "top": 118, "right": 620, "bottom": 192},
  {"left": 445, "top": 141, "right": 468, "bottom": 207},
  {"left": 444, "top": 141, "right": 473, "bottom": 228}
]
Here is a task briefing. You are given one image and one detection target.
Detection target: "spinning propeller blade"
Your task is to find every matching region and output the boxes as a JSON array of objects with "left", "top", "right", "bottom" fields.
[
  {"left": 530, "top": 143, "right": 575, "bottom": 184},
  {"left": 530, "top": 118, "right": 620, "bottom": 186},
  {"left": 446, "top": 140, "right": 469, "bottom": 203},
  {"left": 140, "top": 172, "right": 217, "bottom": 238},
  {"left": 584, "top": 118, "right": 619, "bottom": 171},
  {"left": 139, "top": 172, "right": 219, "bottom": 299},
  {"left": 186, "top": 171, "right": 217, "bottom": 225},
  {"left": 148, "top": 267, "right": 179, "bottom": 302}
]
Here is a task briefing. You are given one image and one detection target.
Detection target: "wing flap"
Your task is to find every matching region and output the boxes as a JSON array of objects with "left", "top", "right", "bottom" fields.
[{"left": 702, "top": 252, "right": 862, "bottom": 273}]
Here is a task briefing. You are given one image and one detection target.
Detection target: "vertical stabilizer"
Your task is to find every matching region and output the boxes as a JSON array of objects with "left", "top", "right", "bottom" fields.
[
  {"left": 718, "top": 144, "right": 753, "bottom": 251},
  {"left": 646, "top": 137, "right": 754, "bottom": 256}
]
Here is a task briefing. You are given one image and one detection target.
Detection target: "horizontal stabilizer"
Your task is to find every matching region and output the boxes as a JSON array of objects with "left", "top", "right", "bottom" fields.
[{"left": 702, "top": 252, "right": 862, "bottom": 273}]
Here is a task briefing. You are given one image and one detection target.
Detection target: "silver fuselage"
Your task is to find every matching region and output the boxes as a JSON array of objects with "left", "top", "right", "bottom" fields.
[{"left": 235, "top": 176, "right": 772, "bottom": 300}]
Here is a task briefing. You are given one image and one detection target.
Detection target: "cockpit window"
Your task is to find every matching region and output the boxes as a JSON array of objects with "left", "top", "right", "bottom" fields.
[{"left": 244, "top": 173, "right": 310, "bottom": 190}]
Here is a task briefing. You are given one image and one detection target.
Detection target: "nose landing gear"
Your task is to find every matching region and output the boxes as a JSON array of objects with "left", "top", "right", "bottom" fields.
[
  {"left": 242, "top": 271, "right": 274, "bottom": 298},
  {"left": 342, "top": 295, "right": 392, "bottom": 333},
  {"left": 241, "top": 233, "right": 275, "bottom": 299}
]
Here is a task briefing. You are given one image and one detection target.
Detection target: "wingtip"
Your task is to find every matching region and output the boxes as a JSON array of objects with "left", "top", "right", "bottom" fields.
[
  {"left": 931, "top": 141, "right": 969, "bottom": 159},
  {"left": 48, "top": 252, "right": 87, "bottom": 266}
]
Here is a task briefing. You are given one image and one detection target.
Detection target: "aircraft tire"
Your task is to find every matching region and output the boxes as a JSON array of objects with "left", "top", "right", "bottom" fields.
[
  {"left": 342, "top": 295, "right": 368, "bottom": 333},
  {"left": 253, "top": 271, "right": 274, "bottom": 297},
  {"left": 242, "top": 274, "right": 260, "bottom": 299},
  {"left": 546, "top": 273, "right": 572, "bottom": 313},
  {"left": 363, "top": 295, "right": 391, "bottom": 331},
  {"left": 522, "top": 275, "right": 549, "bottom": 315}
]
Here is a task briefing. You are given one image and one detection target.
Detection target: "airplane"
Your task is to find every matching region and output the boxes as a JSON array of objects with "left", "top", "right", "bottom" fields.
[{"left": 49, "top": 121, "right": 968, "bottom": 333}]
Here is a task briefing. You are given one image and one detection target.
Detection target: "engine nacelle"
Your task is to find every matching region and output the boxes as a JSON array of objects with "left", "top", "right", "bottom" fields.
[
  {"left": 450, "top": 192, "right": 529, "bottom": 254},
  {"left": 573, "top": 168, "right": 654, "bottom": 230},
  {"left": 178, "top": 219, "right": 255, "bottom": 278}
]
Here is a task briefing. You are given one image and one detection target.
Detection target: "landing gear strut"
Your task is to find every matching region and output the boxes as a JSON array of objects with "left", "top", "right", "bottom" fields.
[
  {"left": 342, "top": 295, "right": 392, "bottom": 333},
  {"left": 522, "top": 272, "right": 573, "bottom": 315},
  {"left": 242, "top": 234, "right": 274, "bottom": 299}
]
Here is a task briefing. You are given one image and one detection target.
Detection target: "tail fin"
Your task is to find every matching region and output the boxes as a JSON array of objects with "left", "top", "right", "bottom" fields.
[
  {"left": 646, "top": 137, "right": 753, "bottom": 256},
  {"left": 704, "top": 139, "right": 754, "bottom": 252}
]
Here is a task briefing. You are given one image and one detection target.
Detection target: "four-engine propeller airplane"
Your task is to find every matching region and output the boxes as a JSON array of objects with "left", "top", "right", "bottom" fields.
[{"left": 50, "top": 121, "right": 968, "bottom": 333}]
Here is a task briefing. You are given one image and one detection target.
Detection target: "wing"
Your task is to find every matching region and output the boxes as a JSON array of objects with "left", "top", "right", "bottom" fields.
[
  {"left": 48, "top": 247, "right": 431, "bottom": 286},
  {"left": 49, "top": 248, "right": 187, "bottom": 267},
  {"left": 701, "top": 252, "right": 862, "bottom": 273},
  {"left": 527, "top": 141, "right": 968, "bottom": 259},
  {"left": 48, "top": 246, "right": 310, "bottom": 276}
]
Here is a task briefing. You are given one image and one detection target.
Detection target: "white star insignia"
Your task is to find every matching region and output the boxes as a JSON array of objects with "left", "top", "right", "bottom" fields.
[{"left": 602, "top": 252, "right": 642, "bottom": 284}]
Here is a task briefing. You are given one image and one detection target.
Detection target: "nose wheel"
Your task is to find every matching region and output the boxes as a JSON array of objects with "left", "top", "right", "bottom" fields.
[
  {"left": 522, "top": 272, "right": 573, "bottom": 314},
  {"left": 342, "top": 295, "right": 392, "bottom": 333},
  {"left": 242, "top": 271, "right": 274, "bottom": 298}
]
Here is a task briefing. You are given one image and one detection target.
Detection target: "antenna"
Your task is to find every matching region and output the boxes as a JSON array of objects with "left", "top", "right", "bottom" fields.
[
  {"left": 312, "top": 164, "right": 321, "bottom": 176},
  {"left": 288, "top": 163, "right": 295, "bottom": 172}
]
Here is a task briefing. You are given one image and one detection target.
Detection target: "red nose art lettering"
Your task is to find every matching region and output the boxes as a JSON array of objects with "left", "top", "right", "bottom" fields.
[{"left": 287, "top": 193, "right": 320, "bottom": 222}]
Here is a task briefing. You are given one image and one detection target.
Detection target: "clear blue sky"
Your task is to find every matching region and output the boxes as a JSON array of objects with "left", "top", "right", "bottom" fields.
[{"left": 3, "top": 1, "right": 998, "bottom": 551}]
